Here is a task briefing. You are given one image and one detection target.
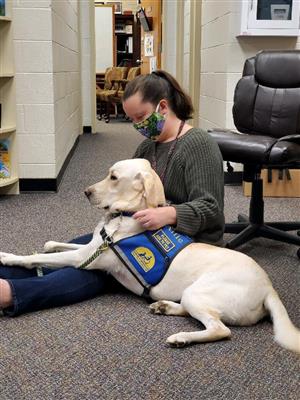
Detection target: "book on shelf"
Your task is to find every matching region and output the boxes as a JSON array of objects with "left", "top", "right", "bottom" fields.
[
  {"left": 0, "top": 138, "right": 10, "bottom": 178},
  {"left": 0, "top": 0, "right": 5, "bottom": 17},
  {"left": 127, "top": 36, "right": 133, "bottom": 53}
]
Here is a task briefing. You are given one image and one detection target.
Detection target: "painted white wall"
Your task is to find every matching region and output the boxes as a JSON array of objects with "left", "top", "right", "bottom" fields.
[
  {"left": 95, "top": 6, "right": 114, "bottom": 72},
  {"left": 13, "top": 0, "right": 81, "bottom": 179}
]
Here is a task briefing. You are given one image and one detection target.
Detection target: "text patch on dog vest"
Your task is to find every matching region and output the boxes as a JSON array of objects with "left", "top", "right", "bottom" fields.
[{"left": 112, "top": 226, "right": 193, "bottom": 287}]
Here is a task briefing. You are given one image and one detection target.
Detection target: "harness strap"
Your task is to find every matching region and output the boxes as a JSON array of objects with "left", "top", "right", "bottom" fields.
[
  {"left": 100, "top": 227, "right": 153, "bottom": 300},
  {"left": 78, "top": 240, "right": 110, "bottom": 269}
]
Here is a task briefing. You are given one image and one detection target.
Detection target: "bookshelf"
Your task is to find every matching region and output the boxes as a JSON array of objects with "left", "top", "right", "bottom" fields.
[
  {"left": 0, "top": 1, "right": 19, "bottom": 194},
  {"left": 114, "top": 14, "right": 140, "bottom": 67}
]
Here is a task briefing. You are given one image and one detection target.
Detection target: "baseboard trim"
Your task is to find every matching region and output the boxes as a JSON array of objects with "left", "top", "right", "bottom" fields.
[
  {"left": 20, "top": 136, "right": 80, "bottom": 192},
  {"left": 19, "top": 140, "right": 242, "bottom": 192},
  {"left": 224, "top": 171, "right": 243, "bottom": 185},
  {"left": 83, "top": 126, "right": 92, "bottom": 134}
]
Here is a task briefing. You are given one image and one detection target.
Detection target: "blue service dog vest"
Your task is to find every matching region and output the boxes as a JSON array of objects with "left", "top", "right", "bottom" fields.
[{"left": 105, "top": 226, "right": 193, "bottom": 297}]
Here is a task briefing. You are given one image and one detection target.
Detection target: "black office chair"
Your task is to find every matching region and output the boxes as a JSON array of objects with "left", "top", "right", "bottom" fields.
[{"left": 208, "top": 50, "right": 300, "bottom": 258}]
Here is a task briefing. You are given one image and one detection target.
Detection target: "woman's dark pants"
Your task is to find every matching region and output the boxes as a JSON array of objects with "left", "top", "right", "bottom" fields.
[{"left": 0, "top": 234, "right": 119, "bottom": 316}]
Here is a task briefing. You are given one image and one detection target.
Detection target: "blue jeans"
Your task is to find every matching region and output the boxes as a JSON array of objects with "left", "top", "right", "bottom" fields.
[{"left": 0, "top": 234, "right": 122, "bottom": 317}]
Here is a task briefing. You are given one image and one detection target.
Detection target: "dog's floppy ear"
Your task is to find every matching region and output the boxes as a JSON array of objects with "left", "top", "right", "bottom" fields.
[{"left": 135, "top": 170, "right": 166, "bottom": 208}]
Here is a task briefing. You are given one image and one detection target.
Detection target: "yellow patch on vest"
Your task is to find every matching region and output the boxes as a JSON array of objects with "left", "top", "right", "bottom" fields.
[{"left": 131, "top": 247, "right": 155, "bottom": 272}]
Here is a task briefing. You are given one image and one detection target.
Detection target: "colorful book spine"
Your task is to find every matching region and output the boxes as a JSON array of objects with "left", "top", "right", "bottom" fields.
[
  {"left": 0, "top": 0, "right": 5, "bottom": 17},
  {"left": 0, "top": 139, "right": 10, "bottom": 178}
]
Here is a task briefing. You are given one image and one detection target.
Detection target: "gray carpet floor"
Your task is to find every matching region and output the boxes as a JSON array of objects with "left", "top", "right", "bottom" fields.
[{"left": 0, "top": 121, "right": 299, "bottom": 400}]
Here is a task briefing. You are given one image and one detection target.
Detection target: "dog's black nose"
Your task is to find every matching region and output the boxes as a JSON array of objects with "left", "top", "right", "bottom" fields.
[{"left": 84, "top": 189, "right": 92, "bottom": 198}]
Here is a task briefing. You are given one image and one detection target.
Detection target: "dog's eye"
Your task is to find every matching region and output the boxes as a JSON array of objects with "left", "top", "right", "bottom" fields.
[{"left": 110, "top": 175, "right": 118, "bottom": 181}]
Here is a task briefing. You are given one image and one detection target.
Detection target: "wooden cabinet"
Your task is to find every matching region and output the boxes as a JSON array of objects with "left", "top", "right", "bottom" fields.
[
  {"left": 114, "top": 14, "right": 140, "bottom": 67},
  {"left": 239, "top": 0, "right": 300, "bottom": 36},
  {"left": 0, "top": 2, "right": 19, "bottom": 194}
]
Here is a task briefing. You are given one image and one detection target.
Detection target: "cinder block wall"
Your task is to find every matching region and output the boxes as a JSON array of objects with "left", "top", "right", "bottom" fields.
[
  {"left": 14, "top": 0, "right": 81, "bottom": 180},
  {"left": 14, "top": 0, "right": 55, "bottom": 179},
  {"left": 52, "top": 0, "right": 81, "bottom": 176},
  {"left": 199, "top": 1, "right": 300, "bottom": 131}
]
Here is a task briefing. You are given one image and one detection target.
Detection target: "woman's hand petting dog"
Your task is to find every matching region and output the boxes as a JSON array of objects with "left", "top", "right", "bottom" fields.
[{"left": 133, "top": 206, "right": 177, "bottom": 230}]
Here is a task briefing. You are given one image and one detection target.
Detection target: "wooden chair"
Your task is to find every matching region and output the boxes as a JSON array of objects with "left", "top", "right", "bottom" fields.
[
  {"left": 96, "top": 67, "right": 128, "bottom": 122},
  {"left": 108, "top": 67, "right": 141, "bottom": 120}
]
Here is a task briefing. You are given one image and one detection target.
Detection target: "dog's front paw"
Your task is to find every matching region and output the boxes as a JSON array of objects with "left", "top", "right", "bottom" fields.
[
  {"left": 166, "top": 333, "right": 189, "bottom": 348},
  {"left": 150, "top": 301, "right": 169, "bottom": 315},
  {"left": 0, "top": 252, "right": 24, "bottom": 266},
  {"left": 44, "top": 241, "right": 57, "bottom": 253}
]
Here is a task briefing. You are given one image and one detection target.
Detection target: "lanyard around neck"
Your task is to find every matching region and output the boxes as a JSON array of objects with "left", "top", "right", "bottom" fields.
[{"left": 151, "top": 120, "right": 185, "bottom": 184}]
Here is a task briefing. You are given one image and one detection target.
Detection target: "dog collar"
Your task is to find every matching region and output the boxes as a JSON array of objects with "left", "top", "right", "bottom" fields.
[{"left": 110, "top": 211, "right": 135, "bottom": 219}]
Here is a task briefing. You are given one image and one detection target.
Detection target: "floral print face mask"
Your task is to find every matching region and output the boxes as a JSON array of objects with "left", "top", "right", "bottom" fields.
[{"left": 133, "top": 103, "right": 166, "bottom": 141}]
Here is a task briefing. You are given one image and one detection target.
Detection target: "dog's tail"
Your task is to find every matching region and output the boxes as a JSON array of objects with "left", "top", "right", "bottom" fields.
[{"left": 264, "top": 289, "right": 300, "bottom": 354}]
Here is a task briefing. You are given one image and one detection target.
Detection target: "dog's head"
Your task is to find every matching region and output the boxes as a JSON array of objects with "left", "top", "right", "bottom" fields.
[{"left": 85, "top": 159, "right": 166, "bottom": 213}]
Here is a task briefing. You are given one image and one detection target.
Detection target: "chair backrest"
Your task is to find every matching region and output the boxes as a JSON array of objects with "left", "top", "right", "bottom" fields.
[
  {"left": 118, "top": 67, "right": 129, "bottom": 79},
  {"left": 127, "top": 67, "right": 141, "bottom": 81},
  {"left": 104, "top": 67, "right": 129, "bottom": 89},
  {"left": 233, "top": 50, "right": 300, "bottom": 138}
]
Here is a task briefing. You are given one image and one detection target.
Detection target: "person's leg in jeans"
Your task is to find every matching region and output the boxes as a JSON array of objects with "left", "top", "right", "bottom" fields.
[{"left": 0, "top": 233, "right": 119, "bottom": 316}]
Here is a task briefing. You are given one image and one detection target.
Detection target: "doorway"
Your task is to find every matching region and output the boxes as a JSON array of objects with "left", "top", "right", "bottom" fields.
[
  {"left": 83, "top": 1, "right": 202, "bottom": 131},
  {"left": 93, "top": 0, "right": 163, "bottom": 124}
]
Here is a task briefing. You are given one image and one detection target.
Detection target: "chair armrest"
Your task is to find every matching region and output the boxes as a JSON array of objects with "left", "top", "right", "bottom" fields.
[
  {"left": 208, "top": 128, "right": 239, "bottom": 134},
  {"left": 112, "top": 79, "right": 131, "bottom": 93},
  {"left": 112, "top": 79, "right": 128, "bottom": 83}
]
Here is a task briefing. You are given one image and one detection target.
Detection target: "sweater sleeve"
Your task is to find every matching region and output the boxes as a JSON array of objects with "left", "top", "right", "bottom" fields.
[{"left": 172, "top": 131, "right": 224, "bottom": 238}]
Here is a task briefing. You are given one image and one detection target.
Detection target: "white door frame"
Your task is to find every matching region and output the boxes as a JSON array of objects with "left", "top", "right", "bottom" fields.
[
  {"left": 162, "top": 0, "right": 201, "bottom": 127},
  {"left": 189, "top": 0, "right": 201, "bottom": 127}
]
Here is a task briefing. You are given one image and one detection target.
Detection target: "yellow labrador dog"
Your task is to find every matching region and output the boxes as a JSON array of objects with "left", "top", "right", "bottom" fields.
[{"left": 1, "top": 159, "right": 299, "bottom": 353}]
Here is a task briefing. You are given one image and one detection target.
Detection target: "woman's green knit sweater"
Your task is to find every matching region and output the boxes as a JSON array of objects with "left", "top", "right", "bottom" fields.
[{"left": 133, "top": 128, "right": 225, "bottom": 245}]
